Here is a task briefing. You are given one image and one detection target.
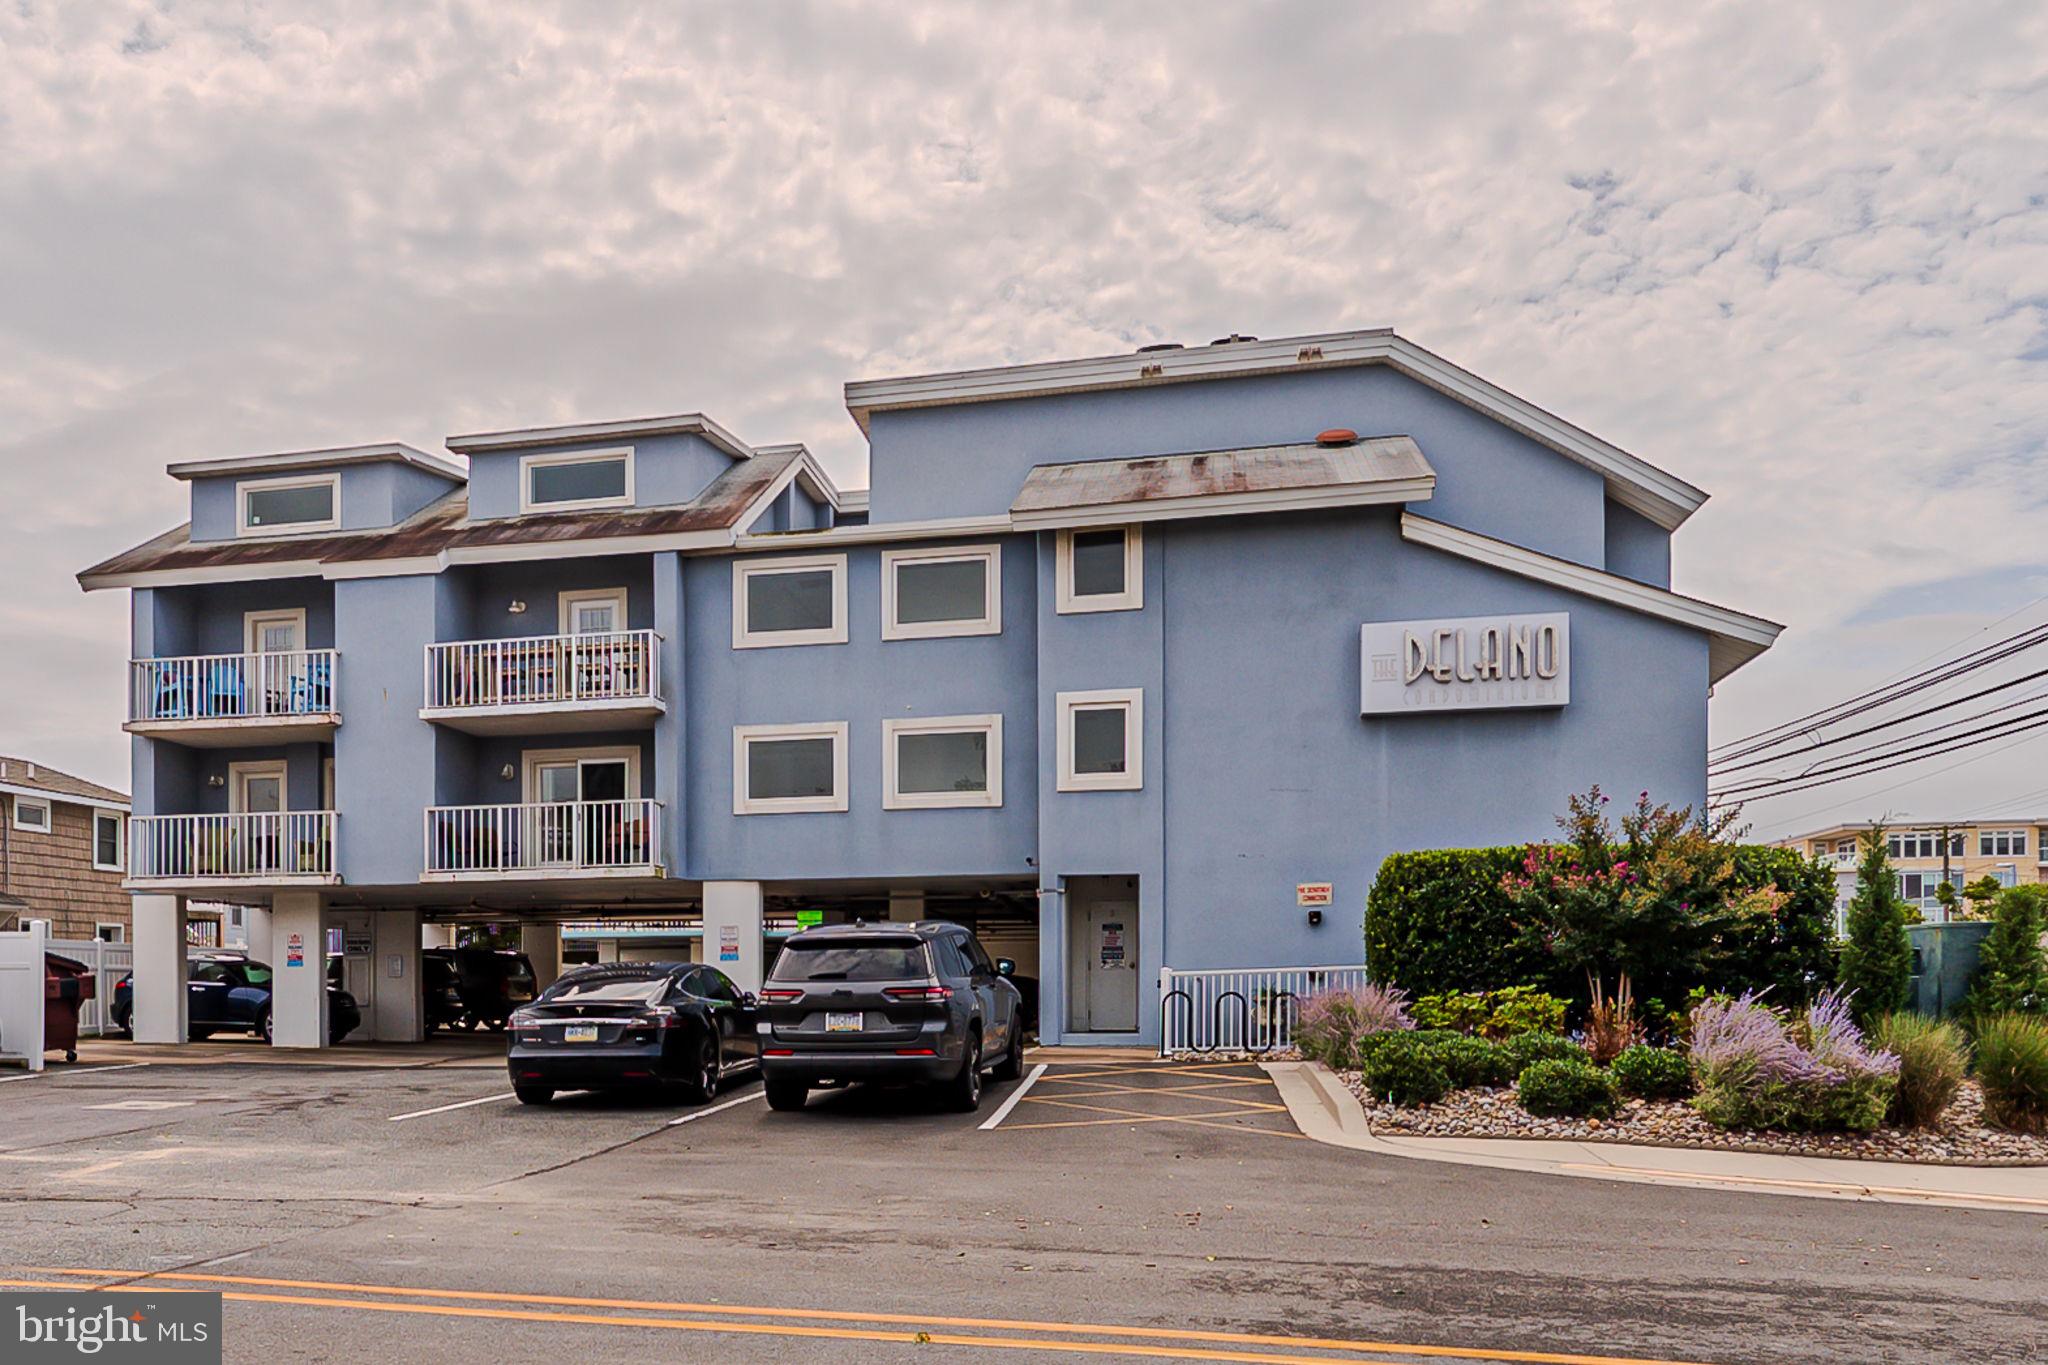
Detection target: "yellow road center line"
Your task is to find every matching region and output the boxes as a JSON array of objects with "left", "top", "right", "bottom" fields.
[{"left": 17, "top": 1267, "right": 1720, "bottom": 1365}]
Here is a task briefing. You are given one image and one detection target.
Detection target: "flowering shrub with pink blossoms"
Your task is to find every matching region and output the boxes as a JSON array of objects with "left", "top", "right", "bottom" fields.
[{"left": 1689, "top": 989, "right": 1900, "bottom": 1132}]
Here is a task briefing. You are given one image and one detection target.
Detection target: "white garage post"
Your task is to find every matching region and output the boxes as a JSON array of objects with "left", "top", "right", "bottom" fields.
[
  {"left": 131, "top": 893, "right": 188, "bottom": 1045},
  {"left": 269, "top": 892, "right": 328, "bottom": 1048},
  {"left": 243, "top": 906, "right": 273, "bottom": 962},
  {"left": 372, "top": 910, "right": 424, "bottom": 1043},
  {"left": 703, "top": 881, "right": 765, "bottom": 992},
  {"left": 520, "top": 923, "right": 562, "bottom": 994}
]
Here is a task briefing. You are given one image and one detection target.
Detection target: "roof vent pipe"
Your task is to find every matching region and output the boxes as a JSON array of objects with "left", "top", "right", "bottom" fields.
[
  {"left": 1210, "top": 333, "right": 1259, "bottom": 346},
  {"left": 1316, "top": 428, "right": 1360, "bottom": 447}
]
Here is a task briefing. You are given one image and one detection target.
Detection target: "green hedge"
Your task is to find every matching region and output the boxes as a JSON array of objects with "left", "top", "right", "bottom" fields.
[{"left": 1365, "top": 844, "right": 1837, "bottom": 1006}]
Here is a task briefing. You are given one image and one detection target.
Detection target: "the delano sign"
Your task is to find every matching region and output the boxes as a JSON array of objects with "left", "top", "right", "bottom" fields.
[{"left": 1361, "top": 612, "right": 1569, "bottom": 714}]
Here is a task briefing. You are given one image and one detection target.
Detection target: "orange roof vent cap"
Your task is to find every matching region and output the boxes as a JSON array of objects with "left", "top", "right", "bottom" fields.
[{"left": 1315, "top": 428, "right": 1359, "bottom": 447}]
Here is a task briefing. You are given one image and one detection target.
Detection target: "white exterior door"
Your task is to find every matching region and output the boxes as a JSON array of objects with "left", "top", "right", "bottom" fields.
[
  {"left": 1067, "top": 888, "right": 1138, "bottom": 1033},
  {"left": 245, "top": 611, "right": 304, "bottom": 716}
]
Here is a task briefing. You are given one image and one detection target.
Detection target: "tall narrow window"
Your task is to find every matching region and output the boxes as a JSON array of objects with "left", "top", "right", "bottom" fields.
[
  {"left": 521, "top": 448, "right": 634, "bottom": 512},
  {"left": 1055, "top": 526, "right": 1143, "bottom": 613},
  {"left": 883, "top": 715, "right": 1003, "bottom": 809},
  {"left": 733, "top": 722, "right": 850, "bottom": 814},
  {"left": 1056, "top": 689, "right": 1143, "bottom": 791},
  {"left": 733, "top": 555, "right": 848, "bottom": 648},
  {"left": 882, "top": 545, "right": 1002, "bottom": 640},
  {"left": 94, "top": 811, "right": 124, "bottom": 871},
  {"left": 238, "top": 474, "right": 340, "bottom": 536}
]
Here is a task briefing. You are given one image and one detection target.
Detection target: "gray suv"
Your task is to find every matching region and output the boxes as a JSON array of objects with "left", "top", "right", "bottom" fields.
[{"left": 756, "top": 921, "right": 1026, "bottom": 1112}]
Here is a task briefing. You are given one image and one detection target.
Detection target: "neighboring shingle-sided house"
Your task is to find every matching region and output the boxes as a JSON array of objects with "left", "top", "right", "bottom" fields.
[{"left": 0, "top": 757, "right": 132, "bottom": 941}]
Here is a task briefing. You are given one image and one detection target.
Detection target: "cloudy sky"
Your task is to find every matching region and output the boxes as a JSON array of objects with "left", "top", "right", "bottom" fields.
[{"left": 4, "top": 2, "right": 2046, "bottom": 837}]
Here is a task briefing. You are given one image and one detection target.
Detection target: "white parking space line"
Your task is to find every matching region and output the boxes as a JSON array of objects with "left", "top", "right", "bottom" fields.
[
  {"left": 0, "top": 1063, "right": 152, "bottom": 1085},
  {"left": 666, "top": 1091, "right": 765, "bottom": 1126},
  {"left": 387, "top": 1092, "right": 517, "bottom": 1123},
  {"left": 978, "top": 1062, "right": 1048, "bottom": 1131}
]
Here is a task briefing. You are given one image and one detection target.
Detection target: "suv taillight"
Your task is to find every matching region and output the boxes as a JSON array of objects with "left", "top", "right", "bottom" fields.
[
  {"left": 757, "top": 988, "right": 804, "bottom": 1003},
  {"left": 882, "top": 985, "right": 952, "bottom": 1002}
]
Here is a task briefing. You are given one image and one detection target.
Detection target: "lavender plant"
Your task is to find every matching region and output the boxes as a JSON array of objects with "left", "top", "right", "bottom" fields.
[
  {"left": 1294, "top": 984, "right": 1415, "bottom": 1067},
  {"left": 1689, "top": 990, "right": 1898, "bottom": 1131}
]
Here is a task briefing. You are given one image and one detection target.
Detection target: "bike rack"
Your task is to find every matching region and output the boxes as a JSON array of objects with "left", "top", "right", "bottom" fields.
[{"left": 1160, "top": 988, "right": 1300, "bottom": 1055}]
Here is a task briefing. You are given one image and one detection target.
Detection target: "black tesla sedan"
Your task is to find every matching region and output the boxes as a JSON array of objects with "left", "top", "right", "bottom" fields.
[{"left": 506, "top": 962, "right": 759, "bottom": 1106}]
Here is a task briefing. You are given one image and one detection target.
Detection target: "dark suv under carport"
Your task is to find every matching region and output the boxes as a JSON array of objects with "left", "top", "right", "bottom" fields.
[{"left": 756, "top": 921, "right": 1025, "bottom": 1112}]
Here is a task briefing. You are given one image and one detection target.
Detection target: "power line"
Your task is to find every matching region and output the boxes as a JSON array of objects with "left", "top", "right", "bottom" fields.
[
  {"left": 1710, "top": 675, "right": 2048, "bottom": 777},
  {"left": 1712, "top": 713, "right": 2048, "bottom": 802},
  {"left": 1735, "top": 731, "right": 2048, "bottom": 829}
]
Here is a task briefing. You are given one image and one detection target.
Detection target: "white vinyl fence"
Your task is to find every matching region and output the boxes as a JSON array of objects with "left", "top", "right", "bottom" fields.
[
  {"left": 1158, "top": 964, "right": 1373, "bottom": 1056},
  {"left": 46, "top": 938, "right": 134, "bottom": 1036}
]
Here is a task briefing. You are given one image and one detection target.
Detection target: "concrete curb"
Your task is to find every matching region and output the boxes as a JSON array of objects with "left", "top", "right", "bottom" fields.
[{"left": 1263, "top": 1061, "right": 2048, "bottom": 1216}]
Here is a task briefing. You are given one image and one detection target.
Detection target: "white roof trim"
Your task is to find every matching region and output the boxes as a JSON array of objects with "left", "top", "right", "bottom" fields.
[
  {"left": 1399, "top": 512, "right": 1781, "bottom": 683},
  {"left": 836, "top": 487, "right": 871, "bottom": 513},
  {"left": 168, "top": 442, "right": 467, "bottom": 484},
  {"left": 447, "top": 412, "right": 754, "bottom": 463},
  {"left": 845, "top": 330, "right": 1707, "bottom": 530},
  {"left": 1009, "top": 475, "right": 1435, "bottom": 531},
  {"left": 0, "top": 781, "right": 129, "bottom": 814},
  {"left": 754, "top": 444, "right": 845, "bottom": 512},
  {"left": 731, "top": 513, "right": 1016, "bottom": 553}
]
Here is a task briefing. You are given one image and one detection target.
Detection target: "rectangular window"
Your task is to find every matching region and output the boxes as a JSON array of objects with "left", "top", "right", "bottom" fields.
[
  {"left": 12, "top": 797, "right": 51, "bottom": 833},
  {"left": 1056, "top": 689, "right": 1143, "bottom": 792},
  {"left": 883, "top": 714, "right": 1003, "bottom": 809},
  {"left": 2038, "top": 830, "right": 2048, "bottom": 862},
  {"left": 95, "top": 923, "right": 126, "bottom": 943},
  {"left": 733, "top": 722, "right": 849, "bottom": 814},
  {"left": 1055, "top": 526, "right": 1143, "bottom": 613},
  {"left": 733, "top": 555, "right": 848, "bottom": 648},
  {"left": 93, "top": 811, "right": 124, "bottom": 871},
  {"left": 882, "top": 545, "right": 1002, "bottom": 640},
  {"left": 1979, "top": 829, "right": 2026, "bottom": 857},
  {"left": 520, "top": 448, "right": 634, "bottom": 513},
  {"left": 238, "top": 473, "right": 340, "bottom": 536}
]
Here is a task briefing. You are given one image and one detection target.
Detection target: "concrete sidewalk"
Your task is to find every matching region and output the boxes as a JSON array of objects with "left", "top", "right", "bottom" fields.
[
  {"left": 1266, "top": 1060, "right": 2048, "bottom": 1215},
  {"left": 49, "top": 1033, "right": 507, "bottom": 1069}
]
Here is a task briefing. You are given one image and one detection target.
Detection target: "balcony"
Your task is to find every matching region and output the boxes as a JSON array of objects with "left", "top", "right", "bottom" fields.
[
  {"left": 422, "top": 799, "right": 664, "bottom": 882},
  {"left": 128, "top": 812, "right": 340, "bottom": 889},
  {"left": 420, "top": 631, "right": 664, "bottom": 735},
  {"left": 126, "top": 651, "right": 340, "bottom": 747}
]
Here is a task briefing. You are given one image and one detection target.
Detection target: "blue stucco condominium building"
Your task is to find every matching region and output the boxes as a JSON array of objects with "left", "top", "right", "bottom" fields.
[{"left": 79, "top": 329, "right": 1781, "bottom": 1050}]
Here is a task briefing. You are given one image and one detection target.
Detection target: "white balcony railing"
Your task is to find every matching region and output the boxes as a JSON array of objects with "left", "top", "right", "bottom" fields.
[
  {"left": 129, "top": 812, "right": 338, "bottom": 882},
  {"left": 130, "top": 651, "right": 338, "bottom": 723},
  {"left": 423, "top": 631, "right": 660, "bottom": 712},
  {"left": 424, "top": 800, "right": 661, "bottom": 877}
]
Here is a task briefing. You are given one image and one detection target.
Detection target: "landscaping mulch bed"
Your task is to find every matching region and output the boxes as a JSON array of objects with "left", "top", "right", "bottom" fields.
[{"left": 1340, "top": 1072, "right": 2048, "bottom": 1166}]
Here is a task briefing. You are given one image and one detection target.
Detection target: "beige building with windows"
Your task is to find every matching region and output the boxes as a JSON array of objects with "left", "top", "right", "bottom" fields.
[
  {"left": 1778, "top": 820, "right": 2048, "bottom": 921},
  {"left": 0, "top": 757, "right": 132, "bottom": 941}
]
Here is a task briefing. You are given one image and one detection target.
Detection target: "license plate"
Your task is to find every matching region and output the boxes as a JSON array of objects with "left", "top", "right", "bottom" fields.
[
  {"left": 563, "top": 1024, "right": 599, "bottom": 1043},
  {"left": 824, "top": 1011, "right": 863, "bottom": 1033}
]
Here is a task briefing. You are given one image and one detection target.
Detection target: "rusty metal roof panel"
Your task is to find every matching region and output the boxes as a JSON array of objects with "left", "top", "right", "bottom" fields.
[
  {"left": 81, "top": 449, "right": 799, "bottom": 586},
  {"left": 1009, "top": 436, "right": 1434, "bottom": 525}
]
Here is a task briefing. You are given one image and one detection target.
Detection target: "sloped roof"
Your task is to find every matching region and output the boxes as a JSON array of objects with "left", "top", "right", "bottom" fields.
[
  {"left": 0, "top": 758, "right": 128, "bottom": 810},
  {"left": 79, "top": 448, "right": 807, "bottom": 588},
  {"left": 1009, "top": 436, "right": 1434, "bottom": 528}
]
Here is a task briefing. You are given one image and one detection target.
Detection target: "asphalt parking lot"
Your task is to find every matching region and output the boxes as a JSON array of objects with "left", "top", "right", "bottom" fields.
[{"left": 3, "top": 1053, "right": 2045, "bottom": 1364}]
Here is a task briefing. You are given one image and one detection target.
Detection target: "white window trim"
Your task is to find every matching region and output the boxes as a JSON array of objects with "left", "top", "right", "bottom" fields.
[
  {"left": 520, "top": 746, "right": 642, "bottom": 805},
  {"left": 1056, "top": 688, "right": 1143, "bottom": 792},
  {"left": 883, "top": 714, "right": 1003, "bottom": 810},
  {"left": 237, "top": 472, "right": 341, "bottom": 538},
  {"left": 881, "top": 544, "right": 1003, "bottom": 640},
  {"left": 12, "top": 795, "right": 51, "bottom": 833},
  {"left": 1055, "top": 525, "right": 1143, "bottom": 614},
  {"left": 733, "top": 721, "right": 850, "bottom": 815},
  {"left": 558, "top": 587, "right": 630, "bottom": 635},
  {"left": 732, "top": 554, "right": 849, "bottom": 649},
  {"left": 93, "top": 811, "right": 125, "bottom": 871},
  {"left": 519, "top": 447, "right": 635, "bottom": 514},
  {"left": 95, "top": 923, "right": 126, "bottom": 943},
  {"left": 244, "top": 607, "right": 309, "bottom": 655},
  {"left": 228, "top": 760, "right": 288, "bottom": 814}
]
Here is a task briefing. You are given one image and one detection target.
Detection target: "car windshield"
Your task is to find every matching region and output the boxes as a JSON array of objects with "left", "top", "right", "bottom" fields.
[
  {"left": 544, "top": 977, "right": 668, "bottom": 1004},
  {"left": 242, "top": 965, "right": 273, "bottom": 986},
  {"left": 771, "top": 941, "right": 928, "bottom": 982}
]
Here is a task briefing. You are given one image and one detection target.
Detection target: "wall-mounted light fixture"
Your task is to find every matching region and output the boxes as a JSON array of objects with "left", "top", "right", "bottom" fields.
[
  {"left": 507, "top": 600, "right": 528, "bottom": 614},
  {"left": 207, "top": 775, "right": 226, "bottom": 789},
  {"left": 500, "top": 764, "right": 516, "bottom": 781}
]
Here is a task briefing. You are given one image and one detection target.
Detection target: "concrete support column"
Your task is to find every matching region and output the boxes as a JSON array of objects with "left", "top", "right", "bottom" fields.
[
  {"left": 243, "top": 906, "right": 273, "bottom": 963},
  {"left": 886, "top": 890, "right": 924, "bottom": 923},
  {"left": 521, "top": 923, "right": 563, "bottom": 994},
  {"left": 703, "top": 881, "right": 765, "bottom": 992},
  {"left": 372, "top": 910, "right": 424, "bottom": 1043},
  {"left": 269, "top": 892, "right": 328, "bottom": 1048},
  {"left": 131, "top": 894, "right": 188, "bottom": 1044}
]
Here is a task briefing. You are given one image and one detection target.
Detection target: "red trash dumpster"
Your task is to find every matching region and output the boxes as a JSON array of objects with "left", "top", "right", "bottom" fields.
[{"left": 44, "top": 952, "right": 96, "bottom": 1063}]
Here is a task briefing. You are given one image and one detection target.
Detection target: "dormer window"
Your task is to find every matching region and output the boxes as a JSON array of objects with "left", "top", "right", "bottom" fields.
[
  {"left": 521, "top": 448, "right": 634, "bottom": 513},
  {"left": 238, "top": 473, "right": 340, "bottom": 537}
]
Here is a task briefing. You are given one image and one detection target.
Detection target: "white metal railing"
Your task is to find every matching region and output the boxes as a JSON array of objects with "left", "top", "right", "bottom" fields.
[
  {"left": 1158, "top": 964, "right": 1373, "bottom": 1056},
  {"left": 423, "top": 631, "right": 660, "bottom": 711},
  {"left": 129, "top": 812, "right": 337, "bottom": 881},
  {"left": 45, "top": 938, "right": 134, "bottom": 1035},
  {"left": 424, "top": 799, "right": 661, "bottom": 876},
  {"left": 130, "top": 650, "right": 337, "bottom": 723}
]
